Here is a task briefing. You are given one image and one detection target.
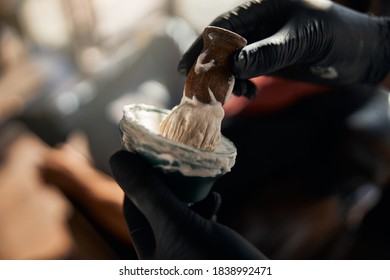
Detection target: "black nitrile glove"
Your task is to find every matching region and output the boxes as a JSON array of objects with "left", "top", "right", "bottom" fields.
[
  {"left": 109, "top": 150, "right": 267, "bottom": 260},
  {"left": 178, "top": 0, "right": 390, "bottom": 98}
]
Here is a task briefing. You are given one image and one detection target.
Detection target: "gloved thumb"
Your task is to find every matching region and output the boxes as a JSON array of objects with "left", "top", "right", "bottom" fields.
[
  {"left": 109, "top": 150, "right": 169, "bottom": 202},
  {"left": 231, "top": 26, "right": 305, "bottom": 79},
  {"left": 109, "top": 150, "right": 191, "bottom": 236}
]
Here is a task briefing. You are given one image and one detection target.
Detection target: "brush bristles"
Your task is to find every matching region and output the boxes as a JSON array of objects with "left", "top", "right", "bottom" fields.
[{"left": 159, "top": 101, "right": 224, "bottom": 152}]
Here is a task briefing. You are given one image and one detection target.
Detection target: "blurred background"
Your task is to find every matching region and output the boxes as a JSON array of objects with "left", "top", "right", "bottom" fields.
[
  {"left": 0, "top": 0, "right": 251, "bottom": 260},
  {"left": 0, "top": 0, "right": 390, "bottom": 260}
]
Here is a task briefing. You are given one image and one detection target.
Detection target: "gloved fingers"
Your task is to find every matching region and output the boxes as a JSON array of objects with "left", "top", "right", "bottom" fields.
[
  {"left": 177, "top": 0, "right": 288, "bottom": 76},
  {"left": 232, "top": 78, "right": 257, "bottom": 99},
  {"left": 190, "top": 192, "right": 221, "bottom": 220},
  {"left": 123, "top": 196, "right": 155, "bottom": 259},
  {"left": 110, "top": 150, "right": 193, "bottom": 239},
  {"left": 231, "top": 26, "right": 303, "bottom": 79},
  {"left": 209, "top": 0, "right": 287, "bottom": 41}
]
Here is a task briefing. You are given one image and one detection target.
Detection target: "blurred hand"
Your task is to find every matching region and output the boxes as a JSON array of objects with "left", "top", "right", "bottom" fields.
[
  {"left": 0, "top": 130, "right": 72, "bottom": 259},
  {"left": 110, "top": 150, "right": 267, "bottom": 259},
  {"left": 178, "top": 0, "right": 390, "bottom": 98}
]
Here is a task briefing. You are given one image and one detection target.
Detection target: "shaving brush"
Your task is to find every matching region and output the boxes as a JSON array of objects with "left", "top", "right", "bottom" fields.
[{"left": 159, "top": 26, "right": 247, "bottom": 151}]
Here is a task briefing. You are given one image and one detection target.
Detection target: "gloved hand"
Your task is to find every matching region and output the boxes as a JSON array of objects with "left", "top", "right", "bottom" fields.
[
  {"left": 109, "top": 150, "right": 267, "bottom": 259},
  {"left": 178, "top": 0, "right": 390, "bottom": 98}
]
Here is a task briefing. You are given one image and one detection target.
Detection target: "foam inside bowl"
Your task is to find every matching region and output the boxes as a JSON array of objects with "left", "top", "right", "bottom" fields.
[{"left": 120, "top": 103, "right": 236, "bottom": 178}]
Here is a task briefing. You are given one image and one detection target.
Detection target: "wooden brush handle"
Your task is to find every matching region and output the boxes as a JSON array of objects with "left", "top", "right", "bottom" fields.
[{"left": 184, "top": 26, "right": 247, "bottom": 105}]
